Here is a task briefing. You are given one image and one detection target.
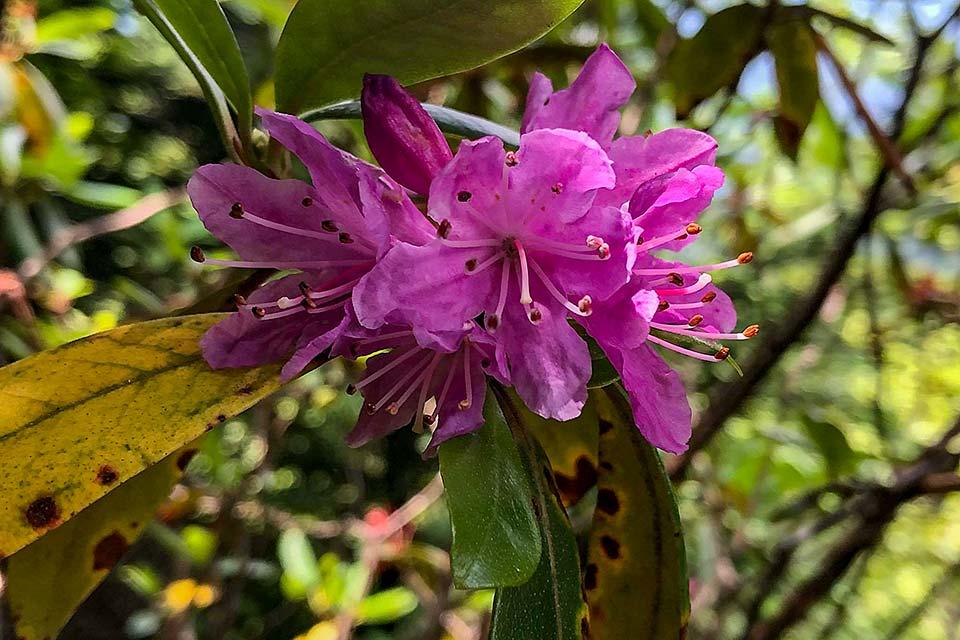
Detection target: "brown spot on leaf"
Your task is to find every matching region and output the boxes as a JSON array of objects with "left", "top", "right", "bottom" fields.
[
  {"left": 177, "top": 449, "right": 198, "bottom": 471},
  {"left": 600, "top": 535, "right": 621, "bottom": 560},
  {"left": 584, "top": 563, "right": 599, "bottom": 590},
  {"left": 599, "top": 419, "right": 613, "bottom": 435},
  {"left": 93, "top": 531, "right": 129, "bottom": 571},
  {"left": 554, "top": 455, "right": 598, "bottom": 505},
  {"left": 238, "top": 385, "right": 254, "bottom": 395},
  {"left": 216, "top": 414, "right": 227, "bottom": 422},
  {"left": 96, "top": 465, "right": 120, "bottom": 485},
  {"left": 596, "top": 488, "right": 621, "bottom": 516},
  {"left": 24, "top": 496, "right": 60, "bottom": 529}
]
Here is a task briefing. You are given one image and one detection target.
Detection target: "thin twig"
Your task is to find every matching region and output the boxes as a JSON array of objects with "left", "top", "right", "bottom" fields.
[{"left": 17, "top": 189, "right": 186, "bottom": 281}]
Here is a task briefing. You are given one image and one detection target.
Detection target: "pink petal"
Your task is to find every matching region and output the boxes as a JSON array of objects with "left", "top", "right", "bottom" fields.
[
  {"left": 429, "top": 136, "right": 509, "bottom": 238},
  {"left": 361, "top": 74, "right": 453, "bottom": 195},
  {"left": 522, "top": 44, "right": 635, "bottom": 146},
  {"left": 632, "top": 165, "right": 724, "bottom": 251},
  {"left": 357, "top": 170, "right": 434, "bottom": 256},
  {"left": 521, "top": 72, "right": 554, "bottom": 133}
]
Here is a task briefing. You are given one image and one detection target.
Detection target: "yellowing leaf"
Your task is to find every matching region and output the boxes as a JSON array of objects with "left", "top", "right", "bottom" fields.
[
  {"left": 5, "top": 445, "right": 191, "bottom": 640},
  {"left": 585, "top": 387, "right": 689, "bottom": 640},
  {"left": 0, "top": 314, "right": 281, "bottom": 558}
]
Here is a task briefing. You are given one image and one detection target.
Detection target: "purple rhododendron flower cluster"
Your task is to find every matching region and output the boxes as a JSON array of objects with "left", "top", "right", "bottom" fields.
[{"left": 187, "top": 45, "right": 756, "bottom": 454}]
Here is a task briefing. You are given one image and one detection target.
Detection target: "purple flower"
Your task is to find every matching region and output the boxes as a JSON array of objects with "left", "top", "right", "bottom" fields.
[
  {"left": 361, "top": 74, "right": 453, "bottom": 196},
  {"left": 334, "top": 319, "right": 508, "bottom": 452},
  {"left": 188, "top": 108, "right": 433, "bottom": 381},
  {"left": 353, "top": 128, "right": 635, "bottom": 421}
]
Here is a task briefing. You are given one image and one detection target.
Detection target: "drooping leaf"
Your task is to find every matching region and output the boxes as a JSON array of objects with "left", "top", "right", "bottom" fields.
[
  {"left": 439, "top": 389, "right": 541, "bottom": 589},
  {"left": 665, "top": 4, "right": 766, "bottom": 118},
  {"left": 489, "top": 385, "right": 588, "bottom": 640},
  {"left": 302, "top": 100, "right": 521, "bottom": 147},
  {"left": 767, "top": 18, "right": 820, "bottom": 159},
  {"left": 585, "top": 386, "right": 689, "bottom": 640},
  {"left": 132, "top": 0, "right": 251, "bottom": 157},
  {"left": 520, "top": 395, "right": 599, "bottom": 506},
  {"left": 801, "top": 416, "right": 858, "bottom": 478},
  {"left": 274, "top": 0, "right": 587, "bottom": 113},
  {"left": 5, "top": 443, "right": 195, "bottom": 640},
  {"left": 0, "top": 314, "right": 281, "bottom": 558}
]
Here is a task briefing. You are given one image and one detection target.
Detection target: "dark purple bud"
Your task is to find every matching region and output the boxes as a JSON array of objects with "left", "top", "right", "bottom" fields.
[{"left": 361, "top": 74, "right": 453, "bottom": 195}]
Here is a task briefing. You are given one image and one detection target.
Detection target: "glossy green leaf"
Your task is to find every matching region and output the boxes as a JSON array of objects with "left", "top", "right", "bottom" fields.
[
  {"left": 585, "top": 386, "right": 689, "bottom": 640},
  {"left": 767, "top": 18, "right": 820, "bottom": 159},
  {"left": 302, "top": 100, "right": 521, "bottom": 147},
  {"left": 132, "top": 0, "right": 251, "bottom": 158},
  {"left": 489, "top": 385, "right": 589, "bottom": 640},
  {"left": 665, "top": 4, "right": 766, "bottom": 118},
  {"left": 5, "top": 444, "right": 191, "bottom": 640},
  {"left": 0, "top": 314, "right": 281, "bottom": 558},
  {"left": 274, "top": 0, "right": 586, "bottom": 113},
  {"left": 439, "top": 389, "right": 541, "bottom": 589}
]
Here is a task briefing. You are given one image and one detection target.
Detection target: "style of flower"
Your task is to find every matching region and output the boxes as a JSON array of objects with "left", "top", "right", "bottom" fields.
[{"left": 188, "top": 108, "right": 433, "bottom": 380}]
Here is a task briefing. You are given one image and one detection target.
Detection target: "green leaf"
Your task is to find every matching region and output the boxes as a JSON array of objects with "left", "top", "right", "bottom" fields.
[
  {"left": 0, "top": 314, "right": 281, "bottom": 558},
  {"left": 489, "top": 385, "right": 589, "bottom": 640},
  {"left": 789, "top": 6, "right": 894, "bottom": 46},
  {"left": 5, "top": 444, "right": 190, "bottom": 640},
  {"left": 439, "top": 389, "right": 541, "bottom": 589},
  {"left": 585, "top": 386, "right": 689, "bottom": 640},
  {"left": 132, "top": 0, "right": 252, "bottom": 158},
  {"left": 302, "top": 100, "right": 521, "bottom": 147},
  {"left": 34, "top": 8, "right": 116, "bottom": 44},
  {"left": 61, "top": 181, "right": 143, "bottom": 210},
  {"left": 274, "top": 0, "right": 587, "bottom": 113},
  {"left": 634, "top": 0, "right": 670, "bottom": 47},
  {"left": 356, "top": 587, "right": 420, "bottom": 625},
  {"left": 801, "top": 417, "right": 857, "bottom": 478},
  {"left": 767, "top": 18, "right": 820, "bottom": 159},
  {"left": 665, "top": 4, "right": 766, "bottom": 118},
  {"left": 278, "top": 528, "right": 322, "bottom": 593}
]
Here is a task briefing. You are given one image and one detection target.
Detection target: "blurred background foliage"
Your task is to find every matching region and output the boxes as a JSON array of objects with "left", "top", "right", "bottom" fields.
[{"left": 0, "top": 0, "right": 959, "bottom": 638}]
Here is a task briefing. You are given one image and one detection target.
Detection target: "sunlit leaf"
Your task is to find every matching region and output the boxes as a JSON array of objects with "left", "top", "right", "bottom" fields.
[
  {"left": 665, "top": 4, "right": 765, "bottom": 118},
  {"left": 34, "top": 8, "right": 116, "bottom": 45},
  {"left": 274, "top": 0, "right": 587, "bottom": 112},
  {"left": 356, "top": 587, "right": 420, "bottom": 625},
  {"left": 0, "top": 314, "right": 281, "bottom": 558},
  {"left": 489, "top": 385, "right": 588, "bottom": 640},
  {"left": 5, "top": 444, "right": 192, "bottom": 640},
  {"left": 439, "top": 389, "right": 541, "bottom": 589},
  {"left": 585, "top": 386, "right": 689, "bottom": 640}
]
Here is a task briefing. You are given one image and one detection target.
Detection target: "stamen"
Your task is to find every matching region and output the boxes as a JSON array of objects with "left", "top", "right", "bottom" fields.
[
  {"left": 234, "top": 209, "right": 346, "bottom": 243},
  {"left": 233, "top": 294, "right": 247, "bottom": 308},
  {"left": 647, "top": 335, "right": 728, "bottom": 362},
  {"left": 505, "top": 151, "right": 518, "bottom": 167},
  {"left": 350, "top": 330, "right": 415, "bottom": 356},
  {"left": 304, "top": 298, "right": 350, "bottom": 315},
  {"left": 634, "top": 252, "right": 754, "bottom": 276},
  {"left": 322, "top": 220, "right": 339, "bottom": 232},
  {"left": 230, "top": 203, "right": 244, "bottom": 219},
  {"left": 527, "top": 257, "right": 591, "bottom": 317},
  {"left": 437, "top": 219, "right": 452, "bottom": 239},
  {"left": 637, "top": 223, "right": 707, "bottom": 252},
  {"left": 486, "top": 261, "right": 511, "bottom": 332},
  {"left": 702, "top": 291, "right": 717, "bottom": 303},
  {"left": 301, "top": 197, "right": 313, "bottom": 207},
  {"left": 743, "top": 324, "right": 760, "bottom": 337},
  {"left": 412, "top": 352, "right": 444, "bottom": 433},
  {"left": 190, "top": 246, "right": 206, "bottom": 262},
  {"left": 305, "top": 277, "right": 363, "bottom": 302},
  {"left": 458, "top": 341, "right": 473, "bottom": 410},
  {"left": 667, "top": 301, "right": 706, "bottom": 310},
  {"left": 375, "top": 353, "right": 435, "bottom": 414},
  {"left": 515, "top": 240, "right": 533, "bottom": 305},
  {"left": 440, "top": 237, "right": 502, "bottom": 249},
  {"left": 464, "top": 251, "right": 505, "bottom": 276},
  {"left": 352, "top": 347, "right": 425, "bottom": 392},
  {"left": 688, "top": 314, "right": 704, "bottom": 327},
  {"left": 650, "top": 322, "right": 757, "bottom": 341},
  {"left": 190, "top": 250, "right": 372, "bottom": 271},
  {"left": 255, "top": 306, "right": 304, "bottom": 321},
  {"left": 526, "top": 304, "right": 543, "bottom": 325},
  {"left": 656, "top": 273, "right": 713, "bottom": 297},
  {"left": 338, "top": 232, "right": 353, "bottom": 244},
  {"left": 657, "top": 301, "right": 670, "bottom": 312}
]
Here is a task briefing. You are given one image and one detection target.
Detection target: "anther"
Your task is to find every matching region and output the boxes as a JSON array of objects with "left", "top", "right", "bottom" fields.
[
  {"left": 233, "top": 294, "right": 247, "bottom": 307},
  {"left": 485, "top": 315, "right": 500, "bottom": 331},
  {"left": 338, "top": 232, "right": 354, "bottom": 244},
  {"left": 424, "top": 414, "right": 437, "bottom": 427},
  {"left": 505, "top": 152, "right": 518, "bottom": 167},
  {"left": 301, "top": 297, "right": 318, "bottom": 309},
  {"left": 437, "top": 219, "right": 452, "bottom": 239},
  {"left": 686, "top": 223, "right": 703, "bottom": 235},
  {"left": 701, "top": 291, "right": 717, "bottom": 303},
  {"left": 457, "top": 191, "right": 472, "bottom": 202},
  {"left": 743, "top": 324, "right": 760, "bottom": 338},
  {"left": 551, "top": 183, "right": 564, "bottom": 194},
  {"left": 321, "top": 220, "right": 339, "bottom": 233},
  {"left": 586, "top": 235, "right": 604, "bottom": 249},
  {"left": 301, "top": 197, "right": 313, "bottom": 207},
  {"left": 643, "top": 129, "right": 653, "bottom": 138},
  {"left": 299, "top": 281, "right": 312, "bottom": 295},
  {"left": 251, "top": 306, "right": 266, "bottom": 318},
  {"left": 657, "top": 301, "right": 670, "bottom": 312},
  {"left": 578, "top": 295, "right": 593, "bottom": 315},
  {"left": 458, "top": 399, "right": 472, "bottom": 410},
  {"left": 714, "top": 347, "right": 731, "bottom": 360},
  {"left": 597, "top": 243, "right": 611, "bottom": 260},
  {"left": 668, "top": 273, "right": 684, "bottom": 286},
  {"left": 674, "top": 233, "right": 688, "bottom": 241},
  {"left": 688, "top": 314, "right": 704, "bottom": 327},
  {"left": 229, "top": 202, "right": 244, "bottom": 219},
  {"left": 387, "top": 403, "right": 400, "bottom": 416},
  {"left": 190, "top": 246, "right": 206, "bottom": 263},
  {"left": 480, "top": 358, "right": 491, "bottom": 368},
  {"left": 528, "top": 308, "right": 543, "bottom": 324},
  {"left": 465, "top": 258, "right": 478, "bottom": 272},
  {"left": 738, "top": 252, "right": 754, "bottom": 264}
]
